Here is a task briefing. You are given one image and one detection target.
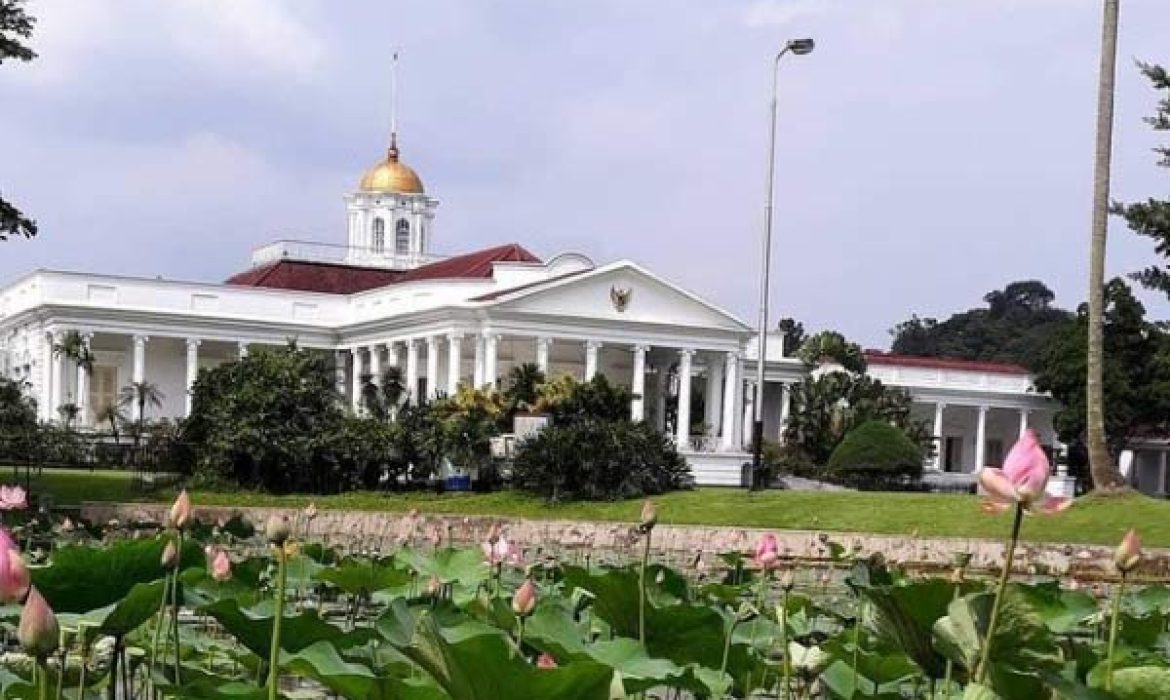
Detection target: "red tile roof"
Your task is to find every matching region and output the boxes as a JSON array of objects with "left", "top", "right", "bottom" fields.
[
  {"left": 864, "top": 350, "right": 1030, "bottom": 376},
  {"left": 225, "top": 243, "right": 541, "bottom": 295}
]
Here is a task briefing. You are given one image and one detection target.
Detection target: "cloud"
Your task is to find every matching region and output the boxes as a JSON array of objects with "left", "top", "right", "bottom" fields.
[{"left": 742, "top": 0, "right": 829, "bottom": 28}]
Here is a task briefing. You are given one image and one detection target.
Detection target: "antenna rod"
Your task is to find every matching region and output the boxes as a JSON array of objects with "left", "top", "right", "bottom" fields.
[{"left": 390, "top": 49, "right": 400, "bottom": 149}]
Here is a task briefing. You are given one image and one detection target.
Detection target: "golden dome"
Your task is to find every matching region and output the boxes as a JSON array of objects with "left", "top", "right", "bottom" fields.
[{"left": 359, "top": 139, "right": 425, "bottom": 194}]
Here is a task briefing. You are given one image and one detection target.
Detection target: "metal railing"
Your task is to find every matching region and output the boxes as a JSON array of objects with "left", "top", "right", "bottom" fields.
[{"left": 249, "top": 239, "right": 446, "bottom": 270}]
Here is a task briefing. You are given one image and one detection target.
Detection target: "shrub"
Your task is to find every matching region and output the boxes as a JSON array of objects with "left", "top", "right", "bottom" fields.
[
  {"left": 825, "top": 419, "right": 923, "bottom": 489},
  {"left": 511, "top": 418, "right": 692, "bottom": 501}
]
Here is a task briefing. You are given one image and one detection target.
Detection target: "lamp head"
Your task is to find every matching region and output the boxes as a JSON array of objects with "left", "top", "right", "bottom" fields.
[{"left": 786, "top": 38, "right": 815, "bottom": 55}]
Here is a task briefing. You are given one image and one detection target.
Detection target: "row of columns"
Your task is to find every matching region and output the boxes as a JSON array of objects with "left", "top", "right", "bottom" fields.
[{"left": 929, "top": 402, "right": 1032, "bottom": 470}]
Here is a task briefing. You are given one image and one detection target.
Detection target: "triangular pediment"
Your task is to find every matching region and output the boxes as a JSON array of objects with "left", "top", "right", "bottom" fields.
[{"left": 479, "top": 262, "right": 749, "bottom": 332}]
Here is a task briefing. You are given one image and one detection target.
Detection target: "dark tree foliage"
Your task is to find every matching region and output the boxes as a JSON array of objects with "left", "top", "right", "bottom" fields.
[
  {"left": 503, "top": 362, "right": 545, "bottom": 416},
  {"left": 1032, "top": 279, "right": 1170, "bottom": 468},
  {"left": 0, "top": 377, "right": 37, "bottom": 459},
  {"left": 543, "top": 375, "right": 632, "bottom": 424},
  {"left": 826, "top": 419, "right": 924, "bottom": 487},
  {"left": 889, "top": 280, "right": 1074, "bottom": 365},
  {"left": 1116, "top": 63, "right": 1170, "bottom": 299},
  {"left": 796, "top": 330, "right": 867, "bottom": 373},
  {"left": 511, "top": 420, "right": 691, "bottom": 501},
  {"left": 775, "top": 318, "right": 805, "bottom": 357},
  {"left": 181, "top": 344, "right": 375, "bottom": 493},
  {"left": 1, "top": 0, "right": 37, "bottom": 241}
]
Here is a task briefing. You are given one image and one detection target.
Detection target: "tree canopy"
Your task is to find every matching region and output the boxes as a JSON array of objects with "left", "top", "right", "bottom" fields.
[
  {"left": 0, "top": 0, "right": 37, "bottom": 241},
  {"left": 889, "top": 280, "right": 1074, "bottom": 365},
  {"left": 1117, "top": 63, "right": 1170, "bottom": 300}
]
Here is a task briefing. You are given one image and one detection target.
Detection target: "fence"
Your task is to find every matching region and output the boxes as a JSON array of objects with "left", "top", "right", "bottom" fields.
[{"left": 0, "top": 429, "right": 185, "bottom": 493}]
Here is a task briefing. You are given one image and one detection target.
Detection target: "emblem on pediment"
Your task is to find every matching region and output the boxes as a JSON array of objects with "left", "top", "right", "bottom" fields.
[{"left": 610, "top": 286, "right": 632, "bottom": 312}]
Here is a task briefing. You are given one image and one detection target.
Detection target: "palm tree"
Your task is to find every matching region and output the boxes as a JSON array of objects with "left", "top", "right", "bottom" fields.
[
  {"left": 56, "top": 403, "right": 79, "bottom": 430},
  {"left": 360, "top": 366, "right": 408, "bottom": 420},
  {"left": 51, "top": 330, "right": 94, "bottom": 372},
  {"left": 118, "top": 381, "right": 164, "bottom": 446},
  {"left": 1086, "top": 0, "right": 1128, "bottom": 490},
  {"left": 94, "top": 402, "right": 125, "bottom": 443},
  {"left": 504, "top": 362, "right": 546, "bottom": 415}
]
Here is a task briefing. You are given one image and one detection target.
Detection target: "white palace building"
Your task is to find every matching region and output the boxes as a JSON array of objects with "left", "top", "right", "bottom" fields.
[{"left": 0, "top": 133, "right": 1092, "bottom": 491}]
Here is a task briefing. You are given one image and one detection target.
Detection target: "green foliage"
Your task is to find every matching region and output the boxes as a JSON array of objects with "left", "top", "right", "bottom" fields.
[
  {"left": 776, "top": 317, "right": 806, "bottom": 357},
  {"left": 0, "top": 376, "right": 37, "bottom": 459},
  {"left": 783, "top": 370, "right": 931, "bottom": 467},
  {"left": 503, "top": 363, "right": 545, "bottom": 415},
  {"left": 512, "top": 418, "right": 691, "bottom": 500},
  {"left": 0, "top": 0, "right": 37, "bottom": 242},
  {"left": 797, "top": 330, "right": 867, "bottom": 373},
  {"left": 890, "top": 280, "right": 1074, "bottom": 366},
  {"left": 827, "top": 419, "right": 923, "bottom": 479},
  {"left": 1117, "top": 63, "right": 1170, "bottom": 300},
  {"left": 536, "top": 374, "right": 632, "bottom": 424},
  {"left": 1032, "top": 279, "right": 1170, "bottom": 465}
]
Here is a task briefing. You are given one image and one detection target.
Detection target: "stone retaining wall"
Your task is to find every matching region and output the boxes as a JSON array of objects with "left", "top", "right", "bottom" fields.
[{"left": 79, "top": 502, "right": 1170, "bottom": 582}]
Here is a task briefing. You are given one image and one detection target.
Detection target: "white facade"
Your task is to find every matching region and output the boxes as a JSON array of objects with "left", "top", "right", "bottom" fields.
[{"left": 0, "top": 138, "right": 1063, "bottom": 487}]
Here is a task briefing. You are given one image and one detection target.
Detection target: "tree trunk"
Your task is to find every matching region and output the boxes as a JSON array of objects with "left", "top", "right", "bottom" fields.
[{"left": 1086, "top": 0, "right": 1128, "bottom": 491}]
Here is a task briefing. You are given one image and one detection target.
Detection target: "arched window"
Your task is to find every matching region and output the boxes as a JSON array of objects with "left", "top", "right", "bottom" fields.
[
  {"left": 395, "top": 218, "right": 411, "bottom": 255},
  {"left": 371, "top": 218, "right": 385, "bottom": 253}
]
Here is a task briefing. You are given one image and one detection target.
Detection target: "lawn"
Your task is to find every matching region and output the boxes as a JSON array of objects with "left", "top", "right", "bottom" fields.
[{"left": 12, "top": 468, "right": 1167, "bottom": 547}]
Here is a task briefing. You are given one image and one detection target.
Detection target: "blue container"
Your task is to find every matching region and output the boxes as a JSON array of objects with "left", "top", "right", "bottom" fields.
[{"left": 446, "top": 475, "right": 472, "bottom": 492}]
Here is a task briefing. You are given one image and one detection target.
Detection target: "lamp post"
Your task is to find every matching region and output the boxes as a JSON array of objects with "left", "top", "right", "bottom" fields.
[{"left": 751, "top": 38, "right": 814, "bottom": 491}]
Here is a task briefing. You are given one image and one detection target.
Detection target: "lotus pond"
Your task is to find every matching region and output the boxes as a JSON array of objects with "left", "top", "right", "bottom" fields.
[{"left": 0, "top": 497, "right": 1166, "bottom": 700}]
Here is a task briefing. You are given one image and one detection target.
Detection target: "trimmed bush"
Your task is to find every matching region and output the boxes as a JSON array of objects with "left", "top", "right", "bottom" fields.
[{"left": 826, "top": 419, "right": 923, "bottom": 489}]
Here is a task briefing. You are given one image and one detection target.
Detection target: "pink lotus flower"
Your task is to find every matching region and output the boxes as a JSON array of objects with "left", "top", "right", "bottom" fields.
[
  {"left": 160, "top": 540, "right": 178, "bottom": 570},
  {"left": 482, "top": 533, "right": 512, "bottom": 566},
  {"left": 168, "top": 490, "right": 191, "bottom": 530},
  {"left": 978, "top": 430, "right": 1071, "bottom": 515},
  {"left": 0, "top": 546, "right": 30, "bottom": 603},
  {"left": 0, "top": 485, "right": 27, "bottom": 511},
  {"left": 512, "top": 578, "right": 537, "bottom": 617},
  {"left": 1114, "top": 529, "right": 1141, "bottom": 574},
  {"left": 211, "top": 549, "right": 232, "bottom": 582},
  {"left": 755, "top": 533, "right": 780, "bottom": 570},
  {"left": 17, "top": 586, "right": 58, "bottom": 658},
  {"left": 0, "top": 526, "right": 16, "bottom": 552},
  {"left": 536, "top": 653, "right": 558, "bottom": 669}
]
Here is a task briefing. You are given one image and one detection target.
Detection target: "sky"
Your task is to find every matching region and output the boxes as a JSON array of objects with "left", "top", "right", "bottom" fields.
[{"left": 0, "top": 0, "right": 1167, "bottom": 348}]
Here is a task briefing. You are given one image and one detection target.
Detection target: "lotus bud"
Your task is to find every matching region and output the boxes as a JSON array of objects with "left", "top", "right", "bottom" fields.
[
  {"left": 426, "top": 575, "right": 442, "bottom": 597},
  {"left": 167, "top": 490, "right": 191, "bottom": 530},
  {"left": 536, "top": 652, "right": 558, "bottom": 669},
  {"left": 512, "top": 577, "right": 537, "bottom": 617},
  {"left": 211, "top": 550, "right": 232, "bottom": 582},
  {"left": 0, "top": 547, "right": 30, "bottom": 603},
  {"left": 486, "top": 522, "right": 501, "bottom": 545},
  {"left": 265, "top": 515, "right": 291, "bottom": 546},
  {"left": 160, "top": 540, "right": 178, "bottom": 570},
  {"left": 17, "top": 587, "right": 58, "bottom": 658},
  {"left": 755, "top": 533, "right": 780, "bottom": 570},
  {"left": 779, "top": 569, "right": 795, "bottom": 592},
  {"left": 304, "top": 502, "right": 318, "bottom": 521},
  {"left": 949, "top": 567, "right": 964, "bottom": 585},
  {"left": 1114, "top": 529, "right": 1142, "bottom": 574},
  {"left": 639, "top": 499, "right": 657, "bottom": 534}
]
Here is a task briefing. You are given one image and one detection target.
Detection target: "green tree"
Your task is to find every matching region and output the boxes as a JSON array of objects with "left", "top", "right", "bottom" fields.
[
  {"left": 1117, "top": 63, "right": 1170, "bottom": 298},
  {"left": 0, "top": 0, "right": 37, "bottom": 241},
  {"left": 94, "top": 402, "right": 125, "bottom": 443},
  {"left": 361, "top": 365, "right": 407, "bottom": 419},
  {"left": 796, "top": 330, "right": 867, "bottom": 373},
  {"left": 1084, "top": 0, "right": 1124, "bottom": 489},
  {"left": 52, "top": 331, "right": 94, "bottom": 372},
  {"left": 503, "top": 362, "right": 545, "bottom": 415},
  {"left": 776, "top": 317, "right": 806, "bottom": 357},
  {"left": 1032, "top": 279, "right": 1170, "bottom": 476},
  {"left": 118, "top": 381, "right": 164, "bottom": 446},
  {"left": 826, "top": 419, "right": 924, "bottom": 487}
]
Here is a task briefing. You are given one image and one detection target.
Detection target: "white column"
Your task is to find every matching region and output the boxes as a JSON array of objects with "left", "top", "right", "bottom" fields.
[
  {"left": 131, "top": 335, "right": 147, "bottom": 421},
  {"left": 779, "top": 383, "right": 792, "bottom": 439},
  {"left": 447, "top": 334, "right": 463, "bottom": 396},
  {"left": 334, "top": 350, "right": 347, "bottom": 400},
  {"left": 720, "top": 352, "right": 739, "bottom": 450},
  {"left": 426, "top": 336, "right": 441, "bottom": 400},
  {"left": 1161, "top": 451, "right": 1168, "bottom": 495},
  {"left": 704, "top": 356, "right": 723, "bottom": 436},
  {"left": 675, "top": 349, "right": 694, "bottom": 448},
  {"left": 584, "top": 340, "right": 601, "bottom": 380},
  {"left": 535, "top": 337, "right": 551, "bottom": 374},
  {"left": 185, "top": 338, "right": 201, "bottom": 417},
  {"left": 386, "top": 341, "right": 400, "bottom": 369},
  {"left": 931, "top": 402, "right": 946, "bottom": 470},
  {"left": 975, "top": 405, "right": 989, "bottom": 471},
  {"left": 405, "top": 339, "right": 420, "bottom": 402},
  {"left": 76, "top": 333, "right": 93, "bottom": 425},
  {"left": 39, "top": 333, "right": 53, "bottom": 421},
  {"left": 473, "top": 336, "right": 485, "bottom": 387},
  {"left": 1017, "top": 408, "right": 1030, "bottom": 438},
  {"left": 654, "top": 364, "right": 668, "bottom": 431},
  {"left": 237, "top": 342, "right": 249, "bottom": 359},
  {"left": 351, "top": 347, "right": 365, "bottom": 413},
  {"left": 49, "top": 332, "right": 64, "bottom": 420},
  {"left": 483, "top": 334, "right": 499, "bottom": 389},
  {"left": 630, "top": 344, "right": 648, "bottom": 421},
  {"left": 369, "top": 344, "right": 382, "bottom": 388},
  {"left": 742, "top": 381, "right": 756, "bottom": 448}
]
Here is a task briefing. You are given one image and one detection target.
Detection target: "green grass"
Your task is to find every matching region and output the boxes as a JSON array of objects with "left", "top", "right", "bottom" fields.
[{"left": 12, "top": 468, "right": 1167, "bottom": 547}]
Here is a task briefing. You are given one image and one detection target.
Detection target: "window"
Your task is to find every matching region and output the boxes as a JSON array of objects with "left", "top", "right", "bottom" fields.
[
  {"left": 395, "top": 219, "right": 410, "bottom": 255},
  {"left": 371, "top": 218, "right": 385, "bottom": 253}
]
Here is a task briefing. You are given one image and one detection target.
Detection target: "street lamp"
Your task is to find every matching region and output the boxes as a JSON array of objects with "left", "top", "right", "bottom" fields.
[{"left": 750, "top": 38, "right": 815, "bottom": 491}]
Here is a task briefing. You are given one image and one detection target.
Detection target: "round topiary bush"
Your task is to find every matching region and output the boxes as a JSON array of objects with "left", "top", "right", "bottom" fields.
[{"left": 825, "top": 419, "right": 923, "bottom": 488}]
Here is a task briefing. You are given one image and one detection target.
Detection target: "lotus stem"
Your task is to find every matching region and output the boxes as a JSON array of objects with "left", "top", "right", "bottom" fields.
[
  {"left": 976, "top": 503, "right": 1023, "bottom": 683},
  {"left": 171, "top": 531, "right": 183, "bottom": 685},
  {"left": 780, "top": 589, "right": 791, "bottom": 699},
  {"left": 150, "top": 570, "right": 170, "bottom": 690},
  {"left": 851, "top": 600, "right": 864, "bottom": 696},
  {"left": 1106, "top": 574, "right": 1126, "bottom": 691},
  {"left": 36, "top": 657, "right": 47, "bottom": 700},
  {"left": 638, "top": 529, "right": 652, "bottom": 646},
  {"left": 267, "top": 544, "right": 288, "bottom": 700}
]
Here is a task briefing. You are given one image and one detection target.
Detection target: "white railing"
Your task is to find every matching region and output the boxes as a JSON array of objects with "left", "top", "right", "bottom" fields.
[
  {"left": 250, "top": 240, "right": 445, "bottom": 270},
  {"left": 684, "top": 435, "right": 722, "bottom": 453}
]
